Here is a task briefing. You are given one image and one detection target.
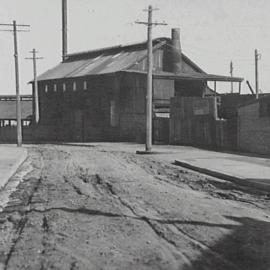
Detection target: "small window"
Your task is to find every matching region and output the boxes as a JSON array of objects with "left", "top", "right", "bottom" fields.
[
  {"left": 83, "top": 81, "right": 87, "bottom": 90},
  {"left": 158, "top": 50, "right": 162, "bottom": 68},
  {"left": 10, "top": 120, "right": 17, "bottom": 126},
  {"left": 54, "top": 84, "right": 57, "bottom": 92},
  {"left": 44, "top": 85, "right": 48, "bottom": 93},
  {"left": 63, "top": 83, "right": 66, "bottom": 92},
  {"left": 110, "top": 100, "right": 119, "bottom": 127},
  {"left": 73, "top": 81, "right": 77, "bottom": 91}
]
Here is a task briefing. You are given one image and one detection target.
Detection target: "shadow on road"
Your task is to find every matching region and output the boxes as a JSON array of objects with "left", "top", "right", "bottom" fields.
[{"left": 182, "top": 216, "right": 270, "bottom": 270}]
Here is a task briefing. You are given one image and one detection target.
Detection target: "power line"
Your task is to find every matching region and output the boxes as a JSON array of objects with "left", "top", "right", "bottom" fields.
[
  {"left": 0, "top": 21, "right": 30, "bottom": 147},
  {"left": 230, "top": 61, "right": 233, "bottom": 93},
  {"left": 135, "top": 5, "right": 167, "bottom": 153},
  {"left": 0, "top": 23, "right": 30, "bottom": 27},
  {"left": 255, "top": 49, "right": 261, "bottom": 99},
  {"left": 25, "top": 49, "right": 44, "bottom": 124}
]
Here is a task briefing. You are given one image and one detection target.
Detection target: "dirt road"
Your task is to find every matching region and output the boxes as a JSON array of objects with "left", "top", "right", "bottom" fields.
[{"left": 0, "top": 144, "right": 270, "bottom": 270}]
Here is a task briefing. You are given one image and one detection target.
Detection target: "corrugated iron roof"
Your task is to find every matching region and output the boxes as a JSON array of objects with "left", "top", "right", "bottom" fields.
[
  {"left": 36, "top": 37, "right": 243, "bottom": 83},
  {"left": 37, "top": 38, "right": 168, "bottom": 81},
  {"left": 37, "top": 49, "right": 148, "bottom": 81},
  {"left": 0, "top": 100, "right": 32, "bottom": 120},
  {"left": 37, "top": 37, "right": 206, "bottom": 81},
  {"left": 65, "top": 38, "right": 168, "bottom": 61}
]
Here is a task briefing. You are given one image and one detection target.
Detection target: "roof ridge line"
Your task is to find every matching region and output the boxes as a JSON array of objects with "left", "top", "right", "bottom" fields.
[{"left": 65, "top": 37, "right": 170, "bottom": 60}]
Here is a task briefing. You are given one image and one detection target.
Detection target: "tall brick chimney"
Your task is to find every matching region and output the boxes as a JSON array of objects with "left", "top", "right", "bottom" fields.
[{"left": 171, "top": 28, "right": 182, "bottom": 73}]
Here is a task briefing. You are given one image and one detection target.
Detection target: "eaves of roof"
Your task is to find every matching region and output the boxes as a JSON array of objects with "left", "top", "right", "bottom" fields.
[{"left": 121, "top": 70, "right": 244, "bottom": 82}]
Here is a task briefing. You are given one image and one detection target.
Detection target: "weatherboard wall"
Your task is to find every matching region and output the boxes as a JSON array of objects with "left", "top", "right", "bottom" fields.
[
  {"left": 35, "top": 71, "right": 178, "bottom": 143},
  {"left": 37, "top": 75, "right": 117, "bottom": 141}
]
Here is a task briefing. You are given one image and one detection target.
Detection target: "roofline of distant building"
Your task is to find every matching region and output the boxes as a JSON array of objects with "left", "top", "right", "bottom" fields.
[
  {"left": 0, "top": 95, "right": 32, "bottom": 101},
  {"left": 0, "top": 95, "right": 32, "bottom": 97},
  {"left": 238, "top": 93, "right": 270, "bottom": 108}
]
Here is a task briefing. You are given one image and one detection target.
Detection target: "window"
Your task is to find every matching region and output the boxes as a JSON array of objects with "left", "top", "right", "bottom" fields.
[
  {"left": 83, "top": 81, "right": 87, "bottom": 90},
  {"left": 110, "top": 100, "right": 119, "bottom": 127},
  {"left": 63, "top": 83, "right": 66, "bottom": 92},
  {"left": 44, "top": 85, "right": 48, "bottom": 93},
  {"left": 23, "top": 120, "right": 31, "bottom": 126},
  {"left": 10, "top": 120, "right": 17, "bottom": 126},
  {"left": 158, "top": 50, "right": 162, "bottom": 68},
  {"left": 54, "top": 84, "right": 57, "bottom": 92},
  {"left": 73, "top": 81, "right": 77, "bottom": 91}
]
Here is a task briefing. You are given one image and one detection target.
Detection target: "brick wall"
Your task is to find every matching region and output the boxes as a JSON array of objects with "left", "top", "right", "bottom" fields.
[{"left": 238, "top": 102, "right": 270, "bottom": 155}]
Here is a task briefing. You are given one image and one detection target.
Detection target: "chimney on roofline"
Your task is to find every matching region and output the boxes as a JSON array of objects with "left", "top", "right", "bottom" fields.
[{"left": 171, "top": 28, "right": 182, "bottom": 73}]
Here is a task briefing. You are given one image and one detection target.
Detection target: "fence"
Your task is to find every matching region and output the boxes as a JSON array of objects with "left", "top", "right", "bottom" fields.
[
  {"left": 0, "top": 126, "right": 34, "bottom": 143},
  {"left": 170, "top": 96, "right": 233, "bottom": 150},
  {"left": 0, "top": 124, "right": 58, "bottom": 143}
]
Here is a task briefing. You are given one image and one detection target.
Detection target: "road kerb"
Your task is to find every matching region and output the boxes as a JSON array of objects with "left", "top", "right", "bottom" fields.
[
  {"left": 174, "top": 159, "right": 270, "bottom": 192},
  {"left": 0, "top": 148, "right": 28, "bottom": 190}
]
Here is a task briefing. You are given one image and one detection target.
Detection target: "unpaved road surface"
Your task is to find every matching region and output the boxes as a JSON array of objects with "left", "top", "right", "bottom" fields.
[{"left": 0, "top": 143, "right": 270, "bottom": 270}]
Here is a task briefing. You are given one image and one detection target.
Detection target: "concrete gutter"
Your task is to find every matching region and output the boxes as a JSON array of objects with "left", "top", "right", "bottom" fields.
[{"left": 174, "top": 159, "right": 270, "bottom": 192}]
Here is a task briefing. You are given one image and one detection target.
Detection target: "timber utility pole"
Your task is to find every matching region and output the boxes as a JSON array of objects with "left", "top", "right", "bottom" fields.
[
  {"left": 62, "top": 0, "right": 68, "bottom": 61},
  {"left": 230, "top": 61, "right": 233, "bottom": 93},
  {"left": 25, "top": 49, "right": 43, "bottom": 124},
  {"left": 0, "top": 21, "right": 30, "bottom": 147},
  {"left": 255, "top": 49, "right": 261, "bottom": 99},
  {"left": 135, "top": 6, "right": 167, "bottom": 153}
]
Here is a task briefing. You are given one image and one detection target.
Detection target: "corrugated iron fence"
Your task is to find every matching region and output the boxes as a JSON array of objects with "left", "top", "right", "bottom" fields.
[{"left": 0, "top": 126, "right": 33, "bottom": 143}]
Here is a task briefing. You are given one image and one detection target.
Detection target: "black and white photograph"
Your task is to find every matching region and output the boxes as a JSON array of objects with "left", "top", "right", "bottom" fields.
[{"left": 0, "top": 0, "right": 270, "bottom": 269}]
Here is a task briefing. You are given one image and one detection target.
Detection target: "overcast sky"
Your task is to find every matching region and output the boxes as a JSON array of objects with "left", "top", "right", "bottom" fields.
[{"left": 0, "top": 0, "right": 269, "bottom": 95}]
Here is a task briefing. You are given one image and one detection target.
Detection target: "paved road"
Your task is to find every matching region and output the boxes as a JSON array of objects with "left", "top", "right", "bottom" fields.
[{"left": 0, "top": 144, "right": 269, "bottom": 270}]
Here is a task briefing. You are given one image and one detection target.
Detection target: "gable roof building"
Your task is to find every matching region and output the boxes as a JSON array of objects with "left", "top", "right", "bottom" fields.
[{"left": 34, "top": 28, "right": 243, "bottom": 142}]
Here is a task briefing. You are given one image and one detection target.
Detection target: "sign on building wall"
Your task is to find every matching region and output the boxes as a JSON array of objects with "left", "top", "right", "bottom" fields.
[{"left": 192, "top": 100, "right": 210, "bottom": 115}]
